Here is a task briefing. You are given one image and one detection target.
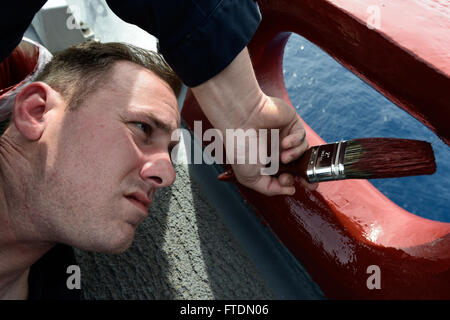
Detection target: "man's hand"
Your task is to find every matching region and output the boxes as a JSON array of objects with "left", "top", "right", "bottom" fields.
[
  {"left": 192, "top": 47, "right": 317, "bottom": 196},
  {"left": 227, "top": 95, "right": 318, "bottom": 196}
]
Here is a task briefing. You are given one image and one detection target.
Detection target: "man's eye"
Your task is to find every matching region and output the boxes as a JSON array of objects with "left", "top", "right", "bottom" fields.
[{"left": 134, "top": 122, "right": 152, "bottom": 137}]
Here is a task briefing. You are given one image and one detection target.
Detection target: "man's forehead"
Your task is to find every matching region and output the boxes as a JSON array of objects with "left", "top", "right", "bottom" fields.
[
  {"left": 107, "top": 61, "right": 180, "bottom": 126},
  {"left": 108, "top": 61, "right": 175, "bottom": 96}
]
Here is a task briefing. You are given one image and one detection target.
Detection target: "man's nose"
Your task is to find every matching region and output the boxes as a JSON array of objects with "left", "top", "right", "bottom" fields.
[{"left": 140, "top": 151, "right": 176, "bottom": 188}]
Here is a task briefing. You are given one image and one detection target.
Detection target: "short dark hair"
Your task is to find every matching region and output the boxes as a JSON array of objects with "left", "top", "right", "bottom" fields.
[{"left": 34, "top": 40, "right": 181, "bottom": 110}]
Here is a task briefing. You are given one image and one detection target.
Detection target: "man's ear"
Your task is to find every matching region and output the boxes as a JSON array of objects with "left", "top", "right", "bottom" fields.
[{"left": 13, "top": 82, "right": 56, "bottom": 141}]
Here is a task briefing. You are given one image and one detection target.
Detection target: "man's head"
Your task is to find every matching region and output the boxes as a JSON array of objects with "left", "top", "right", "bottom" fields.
[{"left": 0, "top": 41, "right": 181, "bottom": 253}]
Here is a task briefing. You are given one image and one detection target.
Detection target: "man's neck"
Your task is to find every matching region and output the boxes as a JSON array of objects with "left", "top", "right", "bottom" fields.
[
  {"left": 0, "top": 269, "right": 29, "bottom": 299},
  {"left": 0, "top": 135, "right": 53, "bottom": 300},
  {"left": 0, "top": 225, "right": 53, "bottom": 299},
  {"left": 0, "top": 192, "right": 53, "bottom": 299}
]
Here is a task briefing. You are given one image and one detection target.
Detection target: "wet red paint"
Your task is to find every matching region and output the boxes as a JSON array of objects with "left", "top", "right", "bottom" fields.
[{"left": 182, "top": 0, "right": 450, "bottom": 299}]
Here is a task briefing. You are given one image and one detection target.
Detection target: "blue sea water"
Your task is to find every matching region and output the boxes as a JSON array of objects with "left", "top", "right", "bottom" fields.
[{"left": 283, "top": 34, "right": 450, "bottom": 223}]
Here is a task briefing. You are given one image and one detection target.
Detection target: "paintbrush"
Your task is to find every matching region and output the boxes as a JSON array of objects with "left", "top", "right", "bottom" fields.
[{"left": 217, "top": 138, "right": 436, "bottom": 183}]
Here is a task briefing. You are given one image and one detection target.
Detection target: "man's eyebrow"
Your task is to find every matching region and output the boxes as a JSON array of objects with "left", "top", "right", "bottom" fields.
[{"left": 134, "top": 111, "right": 178, "bottom": 134}]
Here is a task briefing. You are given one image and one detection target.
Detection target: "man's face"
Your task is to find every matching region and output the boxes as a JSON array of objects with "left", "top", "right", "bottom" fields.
[{"left": 34, "top": 61, "right": 180, "bottom": 253}]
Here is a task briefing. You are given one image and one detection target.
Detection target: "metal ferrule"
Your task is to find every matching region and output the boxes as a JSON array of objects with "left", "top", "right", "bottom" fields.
[{"left": 306, "top": 141, "right": 347, "bottom": 182}]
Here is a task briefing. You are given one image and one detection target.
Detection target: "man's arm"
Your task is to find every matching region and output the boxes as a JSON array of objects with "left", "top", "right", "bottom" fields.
[
  {"left": 106, "top": 0, "right": 261, "bottom": 87},
  {"left": 192, "top": 48, "right": 317, "bottom": 196},
  {"left": 0, "top": 1, "right": 47, "bottom": 63}
]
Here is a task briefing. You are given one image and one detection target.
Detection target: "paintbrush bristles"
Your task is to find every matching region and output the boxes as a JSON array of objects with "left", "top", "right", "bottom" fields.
[{"left": 343, "top": 138, "right": 436, "bottom": 179}]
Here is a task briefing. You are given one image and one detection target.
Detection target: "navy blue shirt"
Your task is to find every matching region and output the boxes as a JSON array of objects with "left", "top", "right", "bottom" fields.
[
  {"left": 28, "top": 244, "right": 81, "bottom": 300},
  {"left": 0, "top": 1, "right": 48, "bottom": 66},
  {"left": 0, "top": 0, "right": 261, "bottom": 87}
]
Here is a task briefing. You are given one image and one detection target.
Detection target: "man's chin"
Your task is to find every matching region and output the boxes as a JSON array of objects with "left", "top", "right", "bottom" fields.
[
  {"left": 100, "top": 240, "right": 133, "bottom": 254},
  {"left": 74, "top": 224, "right": 136, "bottom": 254},
  {"left": 102, "top": 231, "right": 135, "bottom": 254}
]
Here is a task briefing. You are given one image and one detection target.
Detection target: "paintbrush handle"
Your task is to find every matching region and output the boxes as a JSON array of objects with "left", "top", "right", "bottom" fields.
[{"left": 217, "top": 170, "right": 238, "bottom": 182}]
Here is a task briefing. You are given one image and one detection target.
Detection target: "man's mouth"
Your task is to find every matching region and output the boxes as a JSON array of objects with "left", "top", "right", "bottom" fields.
[{"left": 125, "top": 192, "right": 151, "bottom": 213}]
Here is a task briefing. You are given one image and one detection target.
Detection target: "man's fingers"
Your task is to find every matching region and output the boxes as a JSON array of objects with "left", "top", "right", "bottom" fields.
[
  {"left": 266, "top": 178, "right": 296, "bottom": 196},
  {"left": 249, "top": 175, "right": 296, "bottom": 196},
  {"left": 281, "top": 131, "right": 306, "bottom": 149},
  {"left": 280, "top": 129, "right": 309, "bottom": 164},
  {"left": 237, "top": 171, "right": 318, "bottom": 196},
  {"left": 281, "top": 141, "right": 309, "bottom": 164},
  {"left": 279, "top": 173, "right": 294, "bottom": 186}
]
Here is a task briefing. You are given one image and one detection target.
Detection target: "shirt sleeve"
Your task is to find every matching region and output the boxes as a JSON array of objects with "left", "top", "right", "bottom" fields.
[
  {"left": 0, "top": 1, "right": 47, "bottom": 63},
  {"left": 106, "top": 0, "right": 261, "bottom": 87}
]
